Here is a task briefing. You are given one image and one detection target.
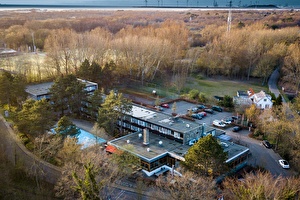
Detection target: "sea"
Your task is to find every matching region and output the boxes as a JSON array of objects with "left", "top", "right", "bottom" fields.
[{"left": 0, "top": 0, "right": 299, "bottom": 10}]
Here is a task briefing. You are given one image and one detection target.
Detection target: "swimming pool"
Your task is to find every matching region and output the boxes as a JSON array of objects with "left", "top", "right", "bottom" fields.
[
  {"left": 77, "top": 128, "right": 106, "bottom": 149},
  {"left": 51, "top": 127, "right": 106, "bottom": 149}
]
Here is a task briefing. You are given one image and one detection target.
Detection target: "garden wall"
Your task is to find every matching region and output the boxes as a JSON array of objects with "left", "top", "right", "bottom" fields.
[{"left": 0, "top": 115, "right": 61, "bottom": 184}]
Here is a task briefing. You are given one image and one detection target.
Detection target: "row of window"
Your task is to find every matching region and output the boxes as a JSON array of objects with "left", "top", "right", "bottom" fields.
[
  {"left": 128, "top": 117, "right": 184, "bottom": 139},
  {"left": 141, "top": 156, "right": 176, "bottom": 172}
]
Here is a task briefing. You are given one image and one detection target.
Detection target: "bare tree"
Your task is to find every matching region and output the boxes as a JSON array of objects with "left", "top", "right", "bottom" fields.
[
  {"left": 55, "top": 146, "right": 122, "bottom": 200},
  {"left": 223, "top": 171, "right": 300, "bottom": 200},
  {"left": 154, "top": 171, "right": 217, "bottom": 200},
  {"left": 282, "top": 43, "right": 300, "bottom": 94}
]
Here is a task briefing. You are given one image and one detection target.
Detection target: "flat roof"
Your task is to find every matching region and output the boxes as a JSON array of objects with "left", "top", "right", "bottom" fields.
[
  {"left": 129, "top": 105, "right": 202, "bottom": 134},
  {"left": 108, "top": 131, "right": 249, "bottom": 163},
  {"left": 77, "top": 78, "right": 98, "bottom": 87},
  {"left": 25, "top": 82, "right": 54, "bottom": 96},
  {"left": 25, "top": 79, "right": 98, "bottom": 96},
  {"left": 108, "top": 131, "right": 189, "bottom": 162},
  {"left": 221, "top": 140, "right": 249, "bottom": 163}
]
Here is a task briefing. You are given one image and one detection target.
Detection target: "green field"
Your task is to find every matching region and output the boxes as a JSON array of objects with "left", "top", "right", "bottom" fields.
[{"left": 185, "top": 77, "right": 268, "bottom": 98}]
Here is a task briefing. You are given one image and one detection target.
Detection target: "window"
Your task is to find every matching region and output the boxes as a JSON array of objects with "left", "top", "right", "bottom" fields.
[
  {"left": 131, "top": 118, "right": 138, "bottom": 124},
  {"left": 174, "top": 132, "right": 180, "bottom": 139},
  {"left": 151, "top": 124, "right": 158, "bottom": 131},
  {"left": 138, "top": 120, "right": 146, "bottom": 127}
]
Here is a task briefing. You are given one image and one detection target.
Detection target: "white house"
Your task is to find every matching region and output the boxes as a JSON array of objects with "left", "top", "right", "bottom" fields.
[
  {"left": 234, "top": 89, "right": 273, "bottom": 109},
  {"left": 249, "top": 90, "right": 273, "bottom": 109}
]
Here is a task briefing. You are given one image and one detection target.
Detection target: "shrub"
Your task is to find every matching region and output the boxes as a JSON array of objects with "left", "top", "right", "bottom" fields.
[{"left": 188, "top": 89, "right": 200, "bottom": 100}]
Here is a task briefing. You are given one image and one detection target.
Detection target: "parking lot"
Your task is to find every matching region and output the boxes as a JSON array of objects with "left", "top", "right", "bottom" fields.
[{"left": 162, "top": 100, "right": 235, "bottom": 128}]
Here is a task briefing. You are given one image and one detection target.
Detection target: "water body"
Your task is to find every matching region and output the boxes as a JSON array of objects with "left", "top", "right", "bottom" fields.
[
  {"left": 1, "top": 0, "right": 300, "bottom": 8},
  {"left": 77, "top": 128, "right": 106, "bottom": 149},
  {"left": 51, "top": 128, "right": 106, "bottom": 149}
]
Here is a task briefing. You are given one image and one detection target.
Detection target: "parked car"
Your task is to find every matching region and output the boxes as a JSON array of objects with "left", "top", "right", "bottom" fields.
[
  {"left": 187, "top": 107, "right": 199, "bottom": 113},
  {"left": 232, "top": 126, "right": 242, "bottom": 132},
  {"left": 199, "top": 111, "right": 207, "bottom": 117},
  {"left": 213, "top": 120, "right": 226, "bottom": 128},
  {"left": 191, "top": 114, "right": 202, "bottom": 120},
  {"left": 154, "top": 105, "right": 163, "bottom": 111},
  {"left": 212, "top": 106, "right": 223, "bottom": 112},
  {"left": 278, "top": 159, "right": 290, "bottom": 169},
  {"left": 222, "top": 118, "right": 232, "bottom": 124},
  {"left": 231, "top": 116, "right": 238, "bottom": 120},
  {"left": 197, "top": 104, "right": 207, "bottom": 109},
  {"left": 161, "top": 103, "right": 169, "bottom": 108},
  {"left": 262, "top": 140, "right": 272, "bottom": 148},
  {"left": 204, "top": 108, "right": 214, "bottom": 114}
]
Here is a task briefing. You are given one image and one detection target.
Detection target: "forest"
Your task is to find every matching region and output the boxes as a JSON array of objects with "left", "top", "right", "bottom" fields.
[
  {"left": 0, "top": 9, "right": 299, "bottom": 92},
  {"left": 0, "top": 8, "right": 300, "bottom": 199}
]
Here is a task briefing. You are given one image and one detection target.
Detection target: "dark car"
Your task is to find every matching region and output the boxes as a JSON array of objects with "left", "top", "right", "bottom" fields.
[
  {"left": 232, "top": 126, "right": 242, "bottom": 132},
  {"left": 262, "top": 140, "right": 272, "bottom": 148},
  {"left": 191, "top": 114, "right": 202, "bottom": 120},
  {"left": 212, "top": 106, "right": 223, "bottom": 112},
  {"left": 197, "top": 104, "right": 207, "bottom": 109},
  {"left": 204, "top": 108, "right": 214, "bottom": 114},
  {"left": 231, "top": 116, "right": 241, "bottom": 120}
]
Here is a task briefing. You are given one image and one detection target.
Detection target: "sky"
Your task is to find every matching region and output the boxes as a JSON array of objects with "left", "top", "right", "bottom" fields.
[{"left": 1, "top": 0, "right": 299, "bottom": 7}]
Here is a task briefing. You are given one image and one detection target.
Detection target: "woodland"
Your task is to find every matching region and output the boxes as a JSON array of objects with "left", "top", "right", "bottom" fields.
[
  {"left": 0, "top": 8, "right": 300, "bottom": 199},
  {"left": 0, "top": 9, "right": 299, "bottom": 91}
]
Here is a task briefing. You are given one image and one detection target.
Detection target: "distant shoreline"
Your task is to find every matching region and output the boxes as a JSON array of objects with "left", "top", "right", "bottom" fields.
[
  {"left": 0, "top": 3, "right": 298, "bottom": 9},
  {"left": 0, "top": 4, "right": 299, "bottom": 12}
]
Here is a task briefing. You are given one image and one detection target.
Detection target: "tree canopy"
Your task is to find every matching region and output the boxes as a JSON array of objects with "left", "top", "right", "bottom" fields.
[
  {"left": 0, "top": 71, "right": 27, "bottom": 108},
  {"left": 183, "top": 134, "right": 228, "bottom": 176},
  {"left": 55, "top": 116, "right": 80, "bottom": 138},
  {"left": 97, "top": 90, "right": 132, "bottom": 135},
  {"left": 16, "top": 98, "right": 55, "bottom": 137},
  {"left": 50, "top": 74, "right": 86, "bottom": 116}
]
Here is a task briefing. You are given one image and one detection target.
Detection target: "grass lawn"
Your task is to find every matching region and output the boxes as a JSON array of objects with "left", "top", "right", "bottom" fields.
[
  {"left": 185, "top": 77, "right": 269, "bottom": 98},
  {"left": 120, "top": 76, "right": 269, "bottom": 103}
]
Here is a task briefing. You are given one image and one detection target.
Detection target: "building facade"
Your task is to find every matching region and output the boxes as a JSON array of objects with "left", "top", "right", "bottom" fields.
[{"left": 108, "top": 104, "right": 250, "bottom": 176}]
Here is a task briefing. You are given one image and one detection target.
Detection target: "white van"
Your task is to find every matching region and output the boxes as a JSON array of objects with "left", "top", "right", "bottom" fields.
[{"left": 213, "top": 120, "right": 226, "bottom": 128}]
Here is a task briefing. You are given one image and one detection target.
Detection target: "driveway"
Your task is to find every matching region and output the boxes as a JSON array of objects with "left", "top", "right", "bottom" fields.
[
  {"left": 268, "top": 68, "right": 286, "bottom": 103},
  {"left": 224, "top": 127, "right": 295, "bottom": 177}
]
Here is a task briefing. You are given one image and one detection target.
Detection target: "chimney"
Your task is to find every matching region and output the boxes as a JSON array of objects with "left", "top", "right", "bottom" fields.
[{"left": 143, "top": 128, "right": 149, "bottom": 145}]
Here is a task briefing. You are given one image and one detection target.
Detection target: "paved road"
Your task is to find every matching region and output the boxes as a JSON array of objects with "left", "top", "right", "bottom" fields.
[
  {"left": 225, "top": 127, "right": 295, "bottom": 177},
  {"left": 268, "top": 68, "right": 286, "bottom": 102}
]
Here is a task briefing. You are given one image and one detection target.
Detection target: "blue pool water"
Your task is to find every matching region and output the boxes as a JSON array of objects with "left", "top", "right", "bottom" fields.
[
  {"left": 77, "top": 128, "right": 106, "bottom": 149},
  {"left": 51, "top": 128, "right": 106, "bottom": 149}
]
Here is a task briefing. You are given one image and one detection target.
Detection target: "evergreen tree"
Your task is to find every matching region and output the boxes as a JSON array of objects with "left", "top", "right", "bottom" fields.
[
  {"left": 16, "top": 98, "right": 56, "bottom": 137},
  {"left": 275, "top": 94, "right": 283, "bottom": 106},
  {"left": 183, "top": 134, "right": 228, "bottom": 176},
  {"left": 72, "top": 162, "right": 100, "bottom": 200},
  {"left": 77, "top": 59, "right": 91, "bottom": 80},
  {"left": 50, "top": 74, "right": 86, "bottom": 116},
  {"left": 55, "top": 116, "right": 80, "bottom": 138},
  {"left": 0, "top": 71, "right": 27, "bottom": 109},
  {"left": 87, "top": 89, "right": 103, "bottom": 119},
  {"left": 97, "top": 90, "right": 132, "bottom": 135},
  {"left": 218, "top": 95, "right": 234, "bottom": 108},
  {"left": 100, "top": 61, "right": 116, "bottom": 91}
]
